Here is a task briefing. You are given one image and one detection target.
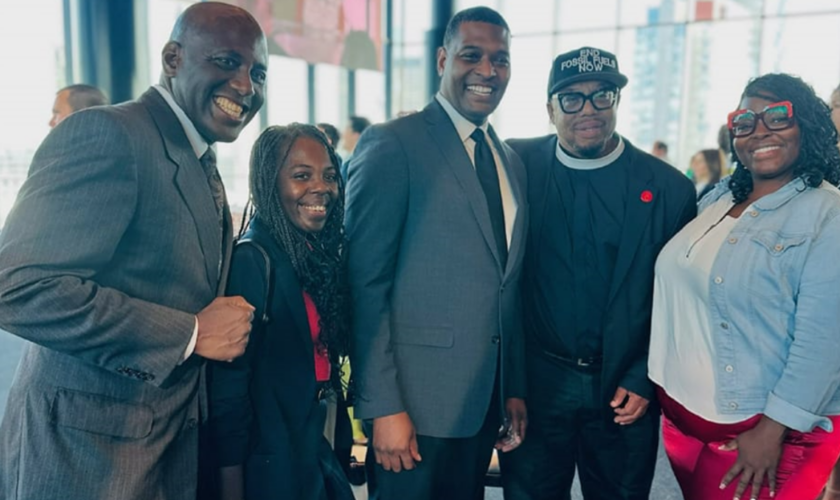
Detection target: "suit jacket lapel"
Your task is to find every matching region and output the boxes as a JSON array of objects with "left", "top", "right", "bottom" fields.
[
  {"left": 488, "top": 126, "right": 523, "bottom": 278},
  {"left": 272, "top": 247, "right": 312, "bottom": 346},
  {"left": 424, "top": 101, "right": 504, "bottom": 271},
  {"left": 607, "top": 152, "right": 655, "bottom": 306},
  {"left": 141, "top": 89, "right": 222, "bottom": 292}
]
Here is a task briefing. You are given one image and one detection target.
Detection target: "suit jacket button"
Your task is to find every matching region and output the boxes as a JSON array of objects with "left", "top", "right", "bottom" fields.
[
  {"left": 491, "top": 335, "right": 500, "bottom": 344},
  {"left": 186, "top": 418, "right": 198, "bottom": 429}
]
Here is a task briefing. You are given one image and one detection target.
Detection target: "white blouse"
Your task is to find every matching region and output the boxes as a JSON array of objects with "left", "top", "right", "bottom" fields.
[{"left": 648, "top": 196, "right": 751, "bottom": 423}]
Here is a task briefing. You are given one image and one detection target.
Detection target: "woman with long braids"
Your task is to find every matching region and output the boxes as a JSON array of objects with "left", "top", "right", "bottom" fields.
[
  {"left": 209, "top": 123, "right": 354, "bottom": 500},
  {"left": 648, "top": 73, "right": 840, "bottom": 500}
]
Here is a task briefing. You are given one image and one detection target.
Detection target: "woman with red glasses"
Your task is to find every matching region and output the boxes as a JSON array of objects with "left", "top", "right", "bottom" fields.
[{"left": 648, "top": 73, "right": 840, "bottom": 500}]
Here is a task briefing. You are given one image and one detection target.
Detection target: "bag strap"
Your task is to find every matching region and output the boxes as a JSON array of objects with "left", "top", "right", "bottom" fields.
[{"left": 234, "top": 238, "right": 272, "bottom": 325}]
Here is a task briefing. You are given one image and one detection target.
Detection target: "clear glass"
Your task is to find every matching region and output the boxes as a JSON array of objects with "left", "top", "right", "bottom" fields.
[
  {"left": 689, "top": 0, "right": 762, "bottom": 21},
  {"left": 493, "top": 35, "right": 556, "bottom": 139},
  {"left": 215, "top": 120, "right": 261, "bottom": 215},
  {"left": 145, "top": 0, "right": 193, "bottom": 85},
  {"left": 355, "top": 69, "right": 387, "bottom": 124},
  {"left": 0, "top": 0, "right": 66, "bottom": 228},
  {"left": 266, "top": 55, "right": 310, "bottom": 125},
  {"left": 393, "top": 0, "right": 431, "bottom": 45},
  {"left": 496, "top": 0, "right": 558, "bottom": 35},
  {"left": 615, "top": 23, "right": 688, "bottom": 166},
  {"left": 764, "top": 0, "right": 840, "bottom": 16},
  {"left": 759, "top": 14, "right": 840, "bottom": 100},
  {"left": 620, "top": 0, "right": 690, "bottom": 26},
  {"left": 391, "top": 43, "right": 428, "bottom": 117},
  {"left": 559, "top": 0, "right": 619, "bottom": 30},
  {"left": 671, "top": 19, "right": 759, "bottom": 171},
  {"left": 556, "top": 30, "right": 618, "bottom": 54},
  {"left": 315, "top": 64, "right": 349, "bottom": 126}
]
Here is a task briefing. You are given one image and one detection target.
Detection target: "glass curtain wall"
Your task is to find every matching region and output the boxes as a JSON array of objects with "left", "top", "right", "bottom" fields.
[{"left": 0, "top": 1, "right": 67, "bottom": 227}]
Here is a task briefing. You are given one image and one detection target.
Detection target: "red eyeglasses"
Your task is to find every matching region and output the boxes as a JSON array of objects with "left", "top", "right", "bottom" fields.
[{"left": 727, "top": 101, "right": 795, "bottom": 138}]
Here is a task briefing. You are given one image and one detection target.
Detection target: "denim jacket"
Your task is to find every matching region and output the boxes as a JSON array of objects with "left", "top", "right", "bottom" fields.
[{"left": 699, "top": 177, "right": 840, "bottom": 432}]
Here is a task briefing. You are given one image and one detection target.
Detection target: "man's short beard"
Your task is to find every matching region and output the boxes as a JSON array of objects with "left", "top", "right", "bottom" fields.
[
  {"left": 575, "top": 142, "right": 609, "bottom": 158},
  {"left": 572, "top": 132, "right": 618, "bottom": 159}
]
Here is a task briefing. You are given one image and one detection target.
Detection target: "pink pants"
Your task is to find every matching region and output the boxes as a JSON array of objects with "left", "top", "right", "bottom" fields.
[{"left": 657, "top": 387, "right": 840, "bottom": 500}]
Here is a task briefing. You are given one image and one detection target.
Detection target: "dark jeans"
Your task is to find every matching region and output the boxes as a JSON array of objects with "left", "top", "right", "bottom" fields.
[{"left": 501, "top": 351, "right": 659, "bottom": 500}]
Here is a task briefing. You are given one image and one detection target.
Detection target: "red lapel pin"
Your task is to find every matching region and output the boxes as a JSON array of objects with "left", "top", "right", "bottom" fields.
[{"left": 640, "top": 190, "right": 653, "bottom": 203}]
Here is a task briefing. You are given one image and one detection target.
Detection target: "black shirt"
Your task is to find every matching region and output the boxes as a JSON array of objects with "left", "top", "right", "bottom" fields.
[{"left": 529, "top": 146, "right": 629, "bottom": 359}]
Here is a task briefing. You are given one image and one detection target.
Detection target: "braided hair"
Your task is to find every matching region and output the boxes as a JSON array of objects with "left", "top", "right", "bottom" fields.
[
  {"left": 241, "top": 123, "right": 350, "bottom": 370},
  {"left": 728, "top": 73, "right": 840, "bottom": 204}
]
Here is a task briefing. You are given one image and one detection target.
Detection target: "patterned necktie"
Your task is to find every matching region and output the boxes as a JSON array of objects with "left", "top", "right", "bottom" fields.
[
  {"left": 199, "top": 148, "right": 226, "bottom": 223},
  {"left": 470, "top": 128, "right": 507, "bottom": 269},
  {"left": 200, "top": 148, "right": 226, "bottom": 279}
]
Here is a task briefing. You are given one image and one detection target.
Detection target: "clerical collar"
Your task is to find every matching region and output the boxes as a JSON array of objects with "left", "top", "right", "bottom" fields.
[{"left": 555, "top": 135, "right": 625, "bottom": 170}]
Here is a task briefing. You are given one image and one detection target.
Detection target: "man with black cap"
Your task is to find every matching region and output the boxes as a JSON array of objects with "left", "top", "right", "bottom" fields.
[{"left": 500, "top": 47, "right": 696, "bottom": 499}]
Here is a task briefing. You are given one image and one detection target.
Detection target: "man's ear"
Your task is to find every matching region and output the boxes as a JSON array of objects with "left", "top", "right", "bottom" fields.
[
  {"left": 546, "top": 101, "right": 555, "bottom": 124},
  {"left": 161, "top": 41, "right": 182, "bottom": 77},
  {"left": 436, "top": 46, "right": 447, "bottom": 77}
]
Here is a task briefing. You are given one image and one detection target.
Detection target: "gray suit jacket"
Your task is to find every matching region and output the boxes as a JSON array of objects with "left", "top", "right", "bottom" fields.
[
  {"left": 0, "top": 89, "right": 232, "bottom": 500},
  {"left": 345, "top": 100, "right": 528, "bottom": 439}
]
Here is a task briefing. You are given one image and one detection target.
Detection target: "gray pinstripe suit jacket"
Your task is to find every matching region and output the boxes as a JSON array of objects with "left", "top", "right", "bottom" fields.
[{"left": 0, "top": 88, "right": 232, "bottom": 500}]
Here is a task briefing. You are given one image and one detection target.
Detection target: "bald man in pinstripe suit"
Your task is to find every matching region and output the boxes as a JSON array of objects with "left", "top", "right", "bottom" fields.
[{"left": 0, "top": 3, "right": 265, "bottom": 499}]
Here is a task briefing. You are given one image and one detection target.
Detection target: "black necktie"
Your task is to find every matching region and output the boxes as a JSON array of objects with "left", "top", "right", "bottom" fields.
[
  {"left": 470, "top": 128, "right": 507, "bottom": 268},
  {"left": 199, "top": 148, "right": 226, "bottom": 223}
]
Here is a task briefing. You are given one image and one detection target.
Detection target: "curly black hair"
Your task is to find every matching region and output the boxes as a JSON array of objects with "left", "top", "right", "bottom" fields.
[
  {"left": 728, "top": 73, "right": 840, "bottom": 204},
  {"left": 240, "top": 123, "right": 350, "bottom": 374}
]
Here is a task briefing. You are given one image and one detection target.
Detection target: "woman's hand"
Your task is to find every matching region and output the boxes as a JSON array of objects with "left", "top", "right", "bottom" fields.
[{"left": 719, "top": 416, "right": 788, "bottom": 500}]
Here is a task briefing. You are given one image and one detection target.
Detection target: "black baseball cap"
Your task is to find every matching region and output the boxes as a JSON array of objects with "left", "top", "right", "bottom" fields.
[{"left": 547, "top": 47, "right": 628, "bottom": 97}]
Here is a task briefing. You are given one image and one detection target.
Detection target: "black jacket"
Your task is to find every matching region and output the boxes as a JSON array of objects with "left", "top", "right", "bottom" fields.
[
  {"left": 208, "top": 217, "right": 351, "bottom": 499},
  {"left": 508, "top": 135, "right": 696, "bottom": 406}
]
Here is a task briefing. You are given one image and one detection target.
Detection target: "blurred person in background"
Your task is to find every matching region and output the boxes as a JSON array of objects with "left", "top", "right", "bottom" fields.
[
  {"left": 317, "top": 122, "right": 341, "bottom": 148},
  {"left": 689, "top": 148, "right": 724, "bottom": 200},
  {"left": 651, "top": 140, "right": 672, "bottom": 164},
  {"left": 48, "top": 83, "right": 109, "bottom": 128},
  {"left": 339, "top": 115, "right": 370, "bottom": 179},
  {"left": 649, "top": 73, "right": 840, "bottom": 500}
]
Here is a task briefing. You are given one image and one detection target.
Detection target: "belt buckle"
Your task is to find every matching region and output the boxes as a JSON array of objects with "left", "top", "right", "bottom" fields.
[{"left": 576, "top": 358, "right": 591, "bottom": 367}]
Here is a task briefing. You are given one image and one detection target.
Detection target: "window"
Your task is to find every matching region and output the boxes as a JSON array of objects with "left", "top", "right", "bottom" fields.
[
  {"left": 266, "top": 55, "right": 310, "bottom": 125},
  {"left": 0, "top": 1, "right": 66, "bottom": 227},
  {"left": 315, "top": 64, "right": 349, "bottom": 126},
  {"left": 355, "top": 69, "right": 386, "bottom": 124}
]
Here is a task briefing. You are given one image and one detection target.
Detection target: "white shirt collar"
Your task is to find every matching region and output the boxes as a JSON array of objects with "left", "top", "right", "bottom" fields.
[
  {"left": 555, "top": 135, "right": 625, "bottom": 170},
  {"left": 153, "top": 84, "right": 210, "bottom": 159},
  {"left": 435, "top": 93, "right": 489, "bottom": 143}
]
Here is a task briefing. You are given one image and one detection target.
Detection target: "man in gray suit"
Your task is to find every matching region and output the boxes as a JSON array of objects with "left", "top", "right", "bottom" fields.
[
  {"left": 0, "top": 3, "right": 264, "bottom": 499},
  {"left": 345, "top": 7, "right": 527, "bottom": 500}
]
